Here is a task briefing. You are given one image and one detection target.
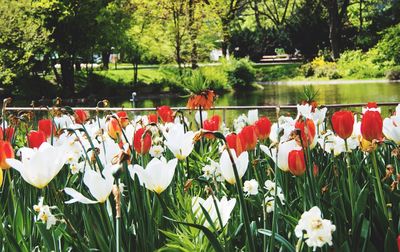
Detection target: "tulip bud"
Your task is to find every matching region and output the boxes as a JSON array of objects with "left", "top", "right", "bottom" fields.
[
  {"left": 133, "top": 128, "right": 152, "bottom": 155},
  {"left": 28, "top": 130, "right": 46, "bottom": 148},
  {"left": 361, "top": 111, "right": 383, "bottom": 142},
  {"left": 157, "top": 106, "right": 174, "bottom": 123},
  {"left": 108, "top": 118, "right": 122, "bottom": 140},
  {"left": 255, "top": 117, "right": 272, "bottom": 140},
  {"left": 226, "top": 133, "right": 243, "bottom": 156},
  {"left": 74, "top": 109, "right": 89, "bottom": 124},
  {"left": 239, "top": 125, "right": 258, "bottom": 151},
  {"left": 0, "top": 140, "right": 14, "bottom": 169},
  {"left": 288, "top": 149, "right": 306, "bottom": 176},
  {"left": 38, "top": 119, "right": 56, "bottom": 138},
  {"left": 116, "top": 111, "right": 129, "bottom": 128},
  {"left": 295, "top": 118, "right": 316, "bottom": 147},
  {"left": 148, "top": 113, "right": 158, "bottom": 124},
  {"left": 331, "top": 110, "right": 354, "bottom": 139},
  {"left": 203, "top": 115, "right": 221, "bottom": 139}
]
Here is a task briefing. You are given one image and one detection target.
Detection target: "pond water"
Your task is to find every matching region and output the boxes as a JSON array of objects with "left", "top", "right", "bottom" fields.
[{"left": 116, "top": 82, "right": 400, "bottom": 108}]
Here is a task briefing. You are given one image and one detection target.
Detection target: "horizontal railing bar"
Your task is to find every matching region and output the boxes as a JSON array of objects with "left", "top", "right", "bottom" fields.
[{"left": 3, "top": 102, "right": 399, "bottom": 112}]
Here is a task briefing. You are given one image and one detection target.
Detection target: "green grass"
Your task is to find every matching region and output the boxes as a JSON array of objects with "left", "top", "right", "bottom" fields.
[
  {"left": 254, "top": 63, "right": 302, "bottom": 81},
  {"left": 94, "top": 68, "right": 164, "bottom": 85}
]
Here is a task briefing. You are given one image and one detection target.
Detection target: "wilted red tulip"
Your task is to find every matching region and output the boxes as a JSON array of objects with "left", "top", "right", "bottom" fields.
[
  {"left": 203, "top": 115, "right": 221, "bottom": 139},
  {"left": 148, "top": 113, "right": 158, "bottom": 124},
  {"left": 1, "top": 127, "right": 14, "bottom": 142},
  {"left": 157, "top": 106, "right": 174, "bottom": 123},
  {"left": 288, "top": 149, "right": 306, "bottom": 176},
  {"left": 74, "top": 109, "right": 89, "bottom": 124},
  {"left": 295, "top": 118, "right": 316, "bottom": 147},
  {"left": 108, "top": 118, "right": 122, "bottom": 140},
  {"left": 38, "top": 119, "right": 55, "bottom": 138},
  {"left": 331, "top": 110, "right": 354, "bottom": 139},
  {"left": 226, "top": 133, "right": 243, "bottom": 156},
  {"left": 116, "top": 111, "right": 129, "bottom": 128},
  {"left": 254, "top": 117, "right": 272, "bottom": 140},
  {"left": 27, "top": 130, "right": 46, "bottom": 148},
  {"left": 0, "top": 140, "right": 14, "bottom": 169},
  {"left": 361, "top": 110, "right": 383, "bottom": 141},
  {"left": 133, "top": 128, "right": 151, "bottom": 154},
  {"left": 239, "top": 125, "right": 258, "bottom": 151}
]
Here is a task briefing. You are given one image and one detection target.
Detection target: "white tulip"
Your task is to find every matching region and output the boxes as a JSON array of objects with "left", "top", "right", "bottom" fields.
[
  {"left": 219, "top": 149, "right": 248, "bottom": 184},
  {"left": 164, "top": 123, "right": 194, "bottom": 160},
  {"left": 247, "top": 109, "right": 258, "bottom": 124},
  {"left": 192, "top": 195, "right": 236, "bottom": 229},
  {"left": 260, "top": 140, "right": 301, "bottom": 172},
  {"left": 7, "top": 143, "right": 68, "bottom": 189},
  {"left": 64, "top": 165, "right": 115, "bottom": 204},
  {"left": 383, "top": 117, "right": 400, "bottom": 144},
  {"left": 128, "top": 157, "right": 178, "bottom": 194}
]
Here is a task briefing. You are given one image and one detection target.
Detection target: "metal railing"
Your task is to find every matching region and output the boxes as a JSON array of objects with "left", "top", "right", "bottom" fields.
[{"left": 4, "top": 102, "right": 399, "bottom": 124}]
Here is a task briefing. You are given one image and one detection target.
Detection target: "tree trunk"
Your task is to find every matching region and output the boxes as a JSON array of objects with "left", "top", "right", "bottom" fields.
[
  {"left": 101, "top": 51, "right": 110, "bottom": 70},
  {"left": 326, "top": 0, "right": 341, "bottom": 60},
  {"left": 60, "top": 57, "right": 75, "bottom": 97},
  {"left": 51, "top": 58, "right": 62, "bottom": 86},
  {"left": 188, "top": 0, "right": 198, "bottom": 69},
  {"left": 133, "top": 63, "right": 139, "bottom": 85}
]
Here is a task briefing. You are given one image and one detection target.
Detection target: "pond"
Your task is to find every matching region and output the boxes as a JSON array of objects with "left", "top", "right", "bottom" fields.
[{"left": 115, "top": 81, "right": 400, "bottom": 108}]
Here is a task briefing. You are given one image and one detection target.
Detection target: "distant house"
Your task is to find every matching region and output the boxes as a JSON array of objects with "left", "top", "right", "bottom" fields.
[{"left": 210, "top": 49, "right": 223, "bottom": 61}]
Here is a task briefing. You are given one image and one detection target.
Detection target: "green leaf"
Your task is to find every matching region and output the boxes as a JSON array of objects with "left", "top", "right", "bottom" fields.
[
  {"left": 258, "top": 229, "right": 295, "bottom": 252},
  {"left": 164, "top": 216, "right": 224, "bottom": 252},
  {"left": 384, "top": 228, "right": 397, "bottom": 252}
]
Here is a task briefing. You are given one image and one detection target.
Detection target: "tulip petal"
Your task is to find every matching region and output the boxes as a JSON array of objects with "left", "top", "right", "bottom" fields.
[{"left": 64, "top": 188, "right": 98, "bottom": 204}]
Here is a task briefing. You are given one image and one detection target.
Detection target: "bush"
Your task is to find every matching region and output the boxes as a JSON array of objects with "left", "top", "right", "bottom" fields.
[
  {"left": 223, "top": 57, "right": 256, "bottom": 87},
  {"left": 310, "top": 56, "right": 341, "bottom": 79},
  {"left": 200, "top": 66, "right": 229, "bottom": 91},
  {"left": 299, "top": 63, "right": 314, "bottom": 77},
  {"left": 386, "top": 66, "right": 400, "bottom": 80},
  {"left": 376, "top": 23, "right": 400, "bottom": 65},
  {"left": 336, "top": 49, "right": 384, "bottom": 79}
]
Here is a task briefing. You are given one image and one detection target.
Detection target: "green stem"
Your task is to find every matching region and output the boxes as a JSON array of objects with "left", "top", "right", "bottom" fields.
[
  {"left": 371, "top": 150, "right": 388, "bottom": 218},
  {"left": 344, "top": 140, "right": 354, "bottom": 223},
  {"left": 226, "top": 147, "right": 256, "bottom": 252}
]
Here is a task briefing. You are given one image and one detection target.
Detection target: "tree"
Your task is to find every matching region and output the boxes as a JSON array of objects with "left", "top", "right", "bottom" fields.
[{"left": 0, "top": 0, "right": 49, "bottom": 86}]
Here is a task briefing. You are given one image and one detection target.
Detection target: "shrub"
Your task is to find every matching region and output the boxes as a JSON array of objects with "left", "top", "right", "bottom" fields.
[
  {"left": 386, "top": 66, "right": 400, "bottom": 80},
  {"left": 201, "top": 66, "right": 229, "bottom": 91},
  {"left": 376, "top": 23, "right": 400, "bottom": 65},
  {"left": 310, "top": 56, "right": 341, "bottom": 79},
  {"left": 337, "top": 49, "right": 384, "bottom": 78},
  {"left": 223, "top": 57, "right": 256, "bottom": 87},
  {"left": 300, "top": 63, "right": 314, "bottom": 77}
]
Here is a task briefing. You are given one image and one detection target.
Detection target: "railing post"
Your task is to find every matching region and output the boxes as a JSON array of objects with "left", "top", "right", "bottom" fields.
[{"left": 130, "top": 92, "right": 137, "bottom": 108}]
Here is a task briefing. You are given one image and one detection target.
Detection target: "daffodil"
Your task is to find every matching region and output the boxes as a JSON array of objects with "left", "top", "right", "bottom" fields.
[
  {"left": 163, "top": 123, "right": 194, "bottom": 160},
  {"left": 64, "top": 165, "right": 115, "bottom": 204},
  {"left": 128, "top": 157, "right": 178, "bottom": 194},
  {"left": 7, "top": 143, "right": 68, "bottom": 189},
  {"left": 219, "top": 149, "right": 248, "bottom": 184}
]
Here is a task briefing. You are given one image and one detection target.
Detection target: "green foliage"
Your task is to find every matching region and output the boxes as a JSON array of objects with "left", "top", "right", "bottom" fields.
[
  {"left": 376, "top": 23, "right": 400, "bottom": 65},
  {"left": 256, "top": 63, "right": 301, "bottom": 81},
  {"left": 302, "top": 56, "right": 341, "bottom": 79},
  {"left": 386, "top": 66, "right": 400, "bottom": 80},
  {"left": 201, "top": 66, "right": 229, "bottom": 91},
  {"left": 337, "top": 49, "right": 384, "bottom": 79},
  {"left": 222, "top": 58, "right": 256, "bottom": 87}
]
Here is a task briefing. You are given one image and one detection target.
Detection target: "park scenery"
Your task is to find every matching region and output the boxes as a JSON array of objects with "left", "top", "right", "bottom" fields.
[{"left": 1, "top": 0, "right": 400, "bottom": 251}]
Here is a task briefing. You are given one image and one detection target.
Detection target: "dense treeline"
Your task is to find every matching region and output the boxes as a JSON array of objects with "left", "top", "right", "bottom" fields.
[{"left": 0, "top": 0, "right": 400, "bottom": 97}]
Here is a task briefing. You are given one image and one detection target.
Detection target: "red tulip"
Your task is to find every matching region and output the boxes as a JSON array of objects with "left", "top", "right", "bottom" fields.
[
  {"left": 74, "top": 109, "right": 88, "bottom": 124},
  {"left": 361, "top": 110, "right": 383, "bottom": 141},
  {"left": 0, "top": 140, "right": 14, "bottom": 169},
  {"left": 295, "top": 118, "right": 316, "bottom": 147},
  {"left": 367, "top": 102, "right": 378, "bottom": 108},
  {"left": 397, "top": 235, "right": 400, "bottom": 252},
  {"left": 157, "top": 106, "right": 174, "bottom": 123},
  {"left": 331, "top": 110, "right": 354, "bottom": 139},
  {"left": 38, "top": 119, "right": 55, "bottom": 138},
  {"left": 108, "top": 118, "right": 122, "bottom": 140},
  {"left": 27, "top": 130, "right": 46, "bottom": 148},
  {"left": 239, "top": 125, "right": 258, "bottom": 151},
  {"left": 203, "top": 115, "right": 221, "bottom": 139},
  {"left": 254, "top": 117, "right": 272, "bottom": 140},
  {"left": 226, "top": 133, "right": 243, "bottom": 156},
  {"left": 148, "top": 113, "right": 158, "bottom": 124},
  {"left": 288, "top": 149, "right": 306, "bottom": 176},
  {"left": 116, "top": 111, "right": 129, "bottom": 128},
  {"left": 1, "top": 127, "right": 14, "bottom": 142},
  {"left": 133, "top": 128, "right": 151, "bottom": 154}
]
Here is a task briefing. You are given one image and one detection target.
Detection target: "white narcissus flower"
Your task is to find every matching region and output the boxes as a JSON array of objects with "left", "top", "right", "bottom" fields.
[
  {"left": 128, "top": 157, "right": 178, "bottom": 194},
  {"left": 192, "top": 196, "right": 236, "bottom": 229},
  {"left": 247, "top": 109, "right": 258, "bottom": 124},
  {"left": 264, "top": 196, "right": 275, "bottom": 213},
  {"left": 7, "top": 143, "right": 68, "bottom": 189},
  {"left": 34, "top": 197, "right": 58, "bottom": 230},
  {"left": 295, "top": 206, "right": 336, "bottom": 251},
  {"left": 149, "top": 145, "right": 164, "bottom": 158},
  {"left": 318, "top": 130, "right": 358, "bottom": 156},
  {"left": 64, "top": 165, "right": 115, "bottom": 204},
  {"left": 264, "top": 180, "right": 285, "bottom": 204},
  {"left": 243, "top": 179, "right": 259, "bottom": 196},
  {"left": 195, "top": 110, "right": 208, "bottom": 125},
  {"left": 219, "top": 149, "right": 248, "bottom": 184},
  {"left": 260, "top": 140, "right": 301, "bottom": 172},
  {"left": 164, "top": 123, "right": 194, "bottom": 160}
]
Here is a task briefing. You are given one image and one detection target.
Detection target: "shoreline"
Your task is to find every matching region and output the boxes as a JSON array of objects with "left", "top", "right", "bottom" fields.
[{"left": 258, "top": 79, "right": 400, "bottom": 85}]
